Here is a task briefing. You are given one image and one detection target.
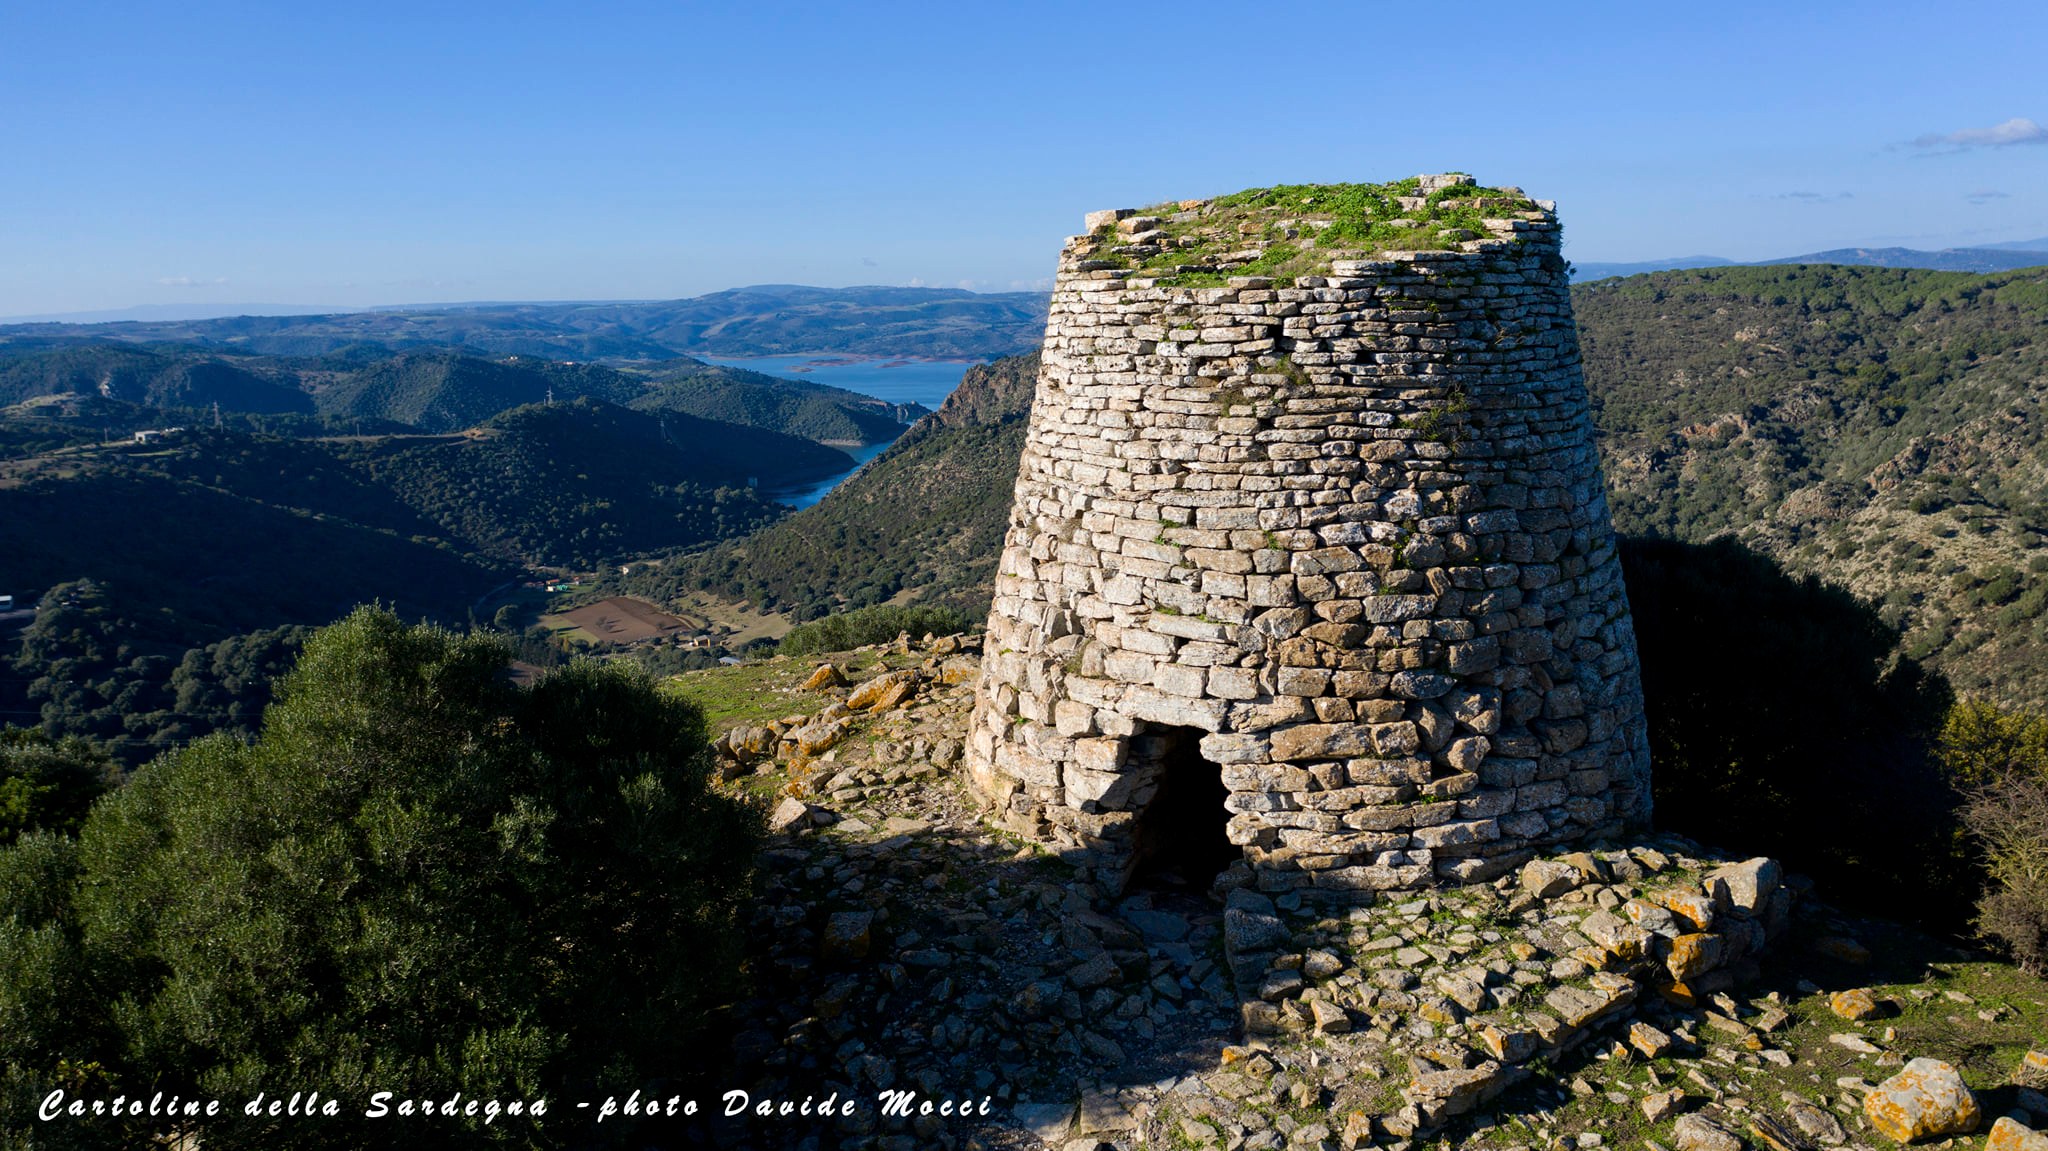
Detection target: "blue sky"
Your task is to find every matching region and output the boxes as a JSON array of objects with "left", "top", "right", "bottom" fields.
[{"left": 3, "top": 0, "right": 2044, "bottom": 316}]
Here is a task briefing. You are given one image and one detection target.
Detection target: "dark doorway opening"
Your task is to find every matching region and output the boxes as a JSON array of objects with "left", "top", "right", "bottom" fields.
[{"left": 1125, "top": 725, "right": 1238, "bottom": 895}]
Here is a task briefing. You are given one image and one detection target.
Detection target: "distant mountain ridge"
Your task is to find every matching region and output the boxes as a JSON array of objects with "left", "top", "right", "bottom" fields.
[
  {"left": 1576, "top": 243, "right": 2048, "bottom": 280},
  {"left": 0, "top": 284, "right": 1050, "bottom": 361}
]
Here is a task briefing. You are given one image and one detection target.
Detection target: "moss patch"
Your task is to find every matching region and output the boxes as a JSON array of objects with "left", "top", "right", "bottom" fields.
[{"left": 1080, "top": 177, "right": 1543, "bottom": 287}]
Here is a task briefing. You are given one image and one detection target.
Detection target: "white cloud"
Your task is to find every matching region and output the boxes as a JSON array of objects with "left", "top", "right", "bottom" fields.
[
  {"left": 1965, "top": 189, "right": 2011, "bottom": 204},
  {"left": 1909, "top": 117, "right": 2048, "bottom": 153},
  {"left": 1771, "top": 191, "right": 1854, "bottom": 203},
  {"left": 156, "top": 276, "right": 228, "bottom": 287}
]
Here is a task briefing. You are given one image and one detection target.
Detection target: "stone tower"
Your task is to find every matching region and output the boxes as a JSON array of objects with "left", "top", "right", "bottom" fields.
[{"left": 963, "top": 177, "right": 1650, "bottom": 900}]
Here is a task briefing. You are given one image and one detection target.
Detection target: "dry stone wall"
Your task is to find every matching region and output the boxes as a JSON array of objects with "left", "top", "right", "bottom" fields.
[{"left": 964, "top": 177, "right": 1650, "bottom": 900}]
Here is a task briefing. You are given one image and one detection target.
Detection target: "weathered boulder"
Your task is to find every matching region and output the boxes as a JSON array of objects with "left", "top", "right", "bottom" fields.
[
  {"left": 1654, "top": 887, "right": 1719, "bottom": 932},
  {"left": 1629, "top": 1020, "right": 1677, "bottom": 1059},
  {"left": 1829, "top": 987, "right": 1881, "bottom": 1021},
  {"left": 1310, "top": 999, "right": 1351, "bottom": 1034},
  {"left": 789, "top": 718, "right": 853, "bottom": 757},
  {"left": 1407, "top": 1061, "right": 1523, "bottom": 1122},
  {"left": 1520, "top": 858, "right": 1583, "bottom": 899},
  {"left": 801, "top": 662, "right": 849, "bottom": 690},
  {"left": 1674, "top": 1113, "right": 1743, "bottom": 1151},
  {"left": 1544, "top": 973, "right": 1636, "bottom": 1028},
  {"left": 1864, "top": 1057, "right": 1981, "bottom": 1142},
  {"left": 1477, "top": 1023, "right": 1536, "bottom": 1064},
  {"left": 769, "top": 796, "right": 816, "bottom": 833},
  {"left": 1988, "top": 1117, "right": 2048, "bottom": 1151},
  {"left": 848, "top": 671, "right": 918, "bottom": 711},
  {"left": 1223, "top": 907, "right": 1288, "bottom": 954},
  {"left": 1581, "top": 908, "right": 1652, "bottom": 962},
  {"left": 1641, "top": 1088, "right": 1688, "bottom": 1123},
  {"left": 1074, "top": 1094, "right": 1137, "bottom": 1137},
  {"left": 821, "top": 911, "right": 875, "bottom": 961},
  {"left": 729, "top": 725, "right": 777, "bottom": 760},
  {"left": 1784, "top": 1099, "right": 1846, "bottom": 1145},
  {"left": 1664, "top": 932, "right": 1724, "bottom": 981},
  {"left": 1705, "top": 856, "right": 1782, "bottom": 916},
  {"left": 1067, "top": 952, "right": 1120, "bottom": 990}
]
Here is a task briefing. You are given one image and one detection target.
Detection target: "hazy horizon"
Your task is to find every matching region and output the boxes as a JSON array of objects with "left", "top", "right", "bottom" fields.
[{"left": 4, "top": 1, "right": 2044, "bottom": 317}]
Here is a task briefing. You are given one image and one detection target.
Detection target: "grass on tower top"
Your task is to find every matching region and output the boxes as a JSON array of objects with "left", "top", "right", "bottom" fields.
[{"left": 1080, "top": 176, "right": 1544, "bottom": 287}]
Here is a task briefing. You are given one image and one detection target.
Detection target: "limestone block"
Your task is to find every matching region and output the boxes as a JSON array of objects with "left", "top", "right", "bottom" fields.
[
  {"left": 1271, "top": 723, "right": 1375, "bottom": 761},
  {"left": 1988, "top": 1118, "right": 2048, "bottom": 1151},
  {"left": 1704, "top": 856, "right": 1782, "bottom": 917},
  {"left": 1864, "top": 1058, "right": 1981, "bottom": 1143}
]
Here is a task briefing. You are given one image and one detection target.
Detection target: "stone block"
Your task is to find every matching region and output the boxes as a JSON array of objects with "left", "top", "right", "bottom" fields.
[{"left": 1864, "top": 1058, "right": 1982, "bottom": 1143}]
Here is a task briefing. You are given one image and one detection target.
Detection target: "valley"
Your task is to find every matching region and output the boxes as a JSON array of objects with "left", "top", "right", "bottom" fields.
[{"left": 6, "top": 264, "right": 2048, "bottom": 1151}]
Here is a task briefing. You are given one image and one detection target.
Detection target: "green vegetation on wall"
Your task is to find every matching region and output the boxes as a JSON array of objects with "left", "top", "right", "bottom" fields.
[{"left": 1080, "top": 177, "right": 1540, "bottom": 287}]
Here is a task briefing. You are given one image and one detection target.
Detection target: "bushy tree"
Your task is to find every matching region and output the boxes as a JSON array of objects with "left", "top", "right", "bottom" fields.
[
  {"left": 0, "top": 729, "right": 120, "bottom": 844},
  {"left": 778, "top": 603, "right": 971, "bottom": 657},
  {"left": 1938, "top": 698, "right": 2048, "bottom": 972},
  {"left": 0, "top": 606, "right": 761, "bottom": 1149},
  {"left": 1621, "top": 537, "right": 1964, "bottom": 924}
]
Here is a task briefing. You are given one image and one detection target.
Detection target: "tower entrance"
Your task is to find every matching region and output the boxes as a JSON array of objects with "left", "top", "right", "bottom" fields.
[{"left": 1124, "top": 725, "right": 1237, "bottom": 896}]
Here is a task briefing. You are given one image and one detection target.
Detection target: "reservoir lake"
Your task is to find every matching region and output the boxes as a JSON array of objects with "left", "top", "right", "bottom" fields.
[{"left": 699, "top": 355, "right": 976, "bottom": 508}]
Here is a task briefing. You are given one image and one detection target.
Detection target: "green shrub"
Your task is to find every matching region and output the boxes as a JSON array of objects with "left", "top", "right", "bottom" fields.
[
  {"left": 1621, "top": 536, "right": 1965, "bottom": 926},
  {"left": 0, "top": 729, "right": 119, "bottom": 845},
  {"left": 778, "top": 603, "right": 972, "bottom": 657},
  {"left": 1938, "top": 698, "right": 2048, "bottom": 973}
]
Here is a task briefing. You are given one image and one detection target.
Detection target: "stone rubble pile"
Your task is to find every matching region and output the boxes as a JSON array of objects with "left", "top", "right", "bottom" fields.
[{"left": 687, "top": 638, "right": 2048, "bottom": 1151}]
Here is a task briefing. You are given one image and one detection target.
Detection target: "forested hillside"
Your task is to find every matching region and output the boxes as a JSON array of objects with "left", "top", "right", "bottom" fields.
[
  {"left": 636, "top": 361, "right": 926, "bottom": 444},
  {"left": 636, "top": 267, "right": 2048, "bottom": 707},
  {"left": 0, "top": 341, "right": 311, "bottom": 413},
  {"left": 0, "top": 397, "right": 837, "bottom": 757},
  {"left": 1578, "top": 264, "right": 2048, "bottom": 705},
  {"left": 620, "top": 353, "right": 1039, "bottom": 617},
  {"left": 337, "top": 400, "right": 827, "bottom": 568},
  {"left": 309, "top": 352, "right": 644, "bottom": 431},
  {"left": 0, "top": 343, "right": 922, "bottom": 447}
]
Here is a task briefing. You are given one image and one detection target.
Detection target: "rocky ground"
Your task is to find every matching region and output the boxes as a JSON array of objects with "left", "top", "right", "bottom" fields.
[{"left": 665, "top": 638, "right": 2048, "bottom": 1151}]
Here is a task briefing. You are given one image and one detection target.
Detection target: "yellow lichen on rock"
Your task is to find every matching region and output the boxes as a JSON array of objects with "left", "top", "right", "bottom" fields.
[{"left": 1863, "top": 1057, "right": 1980, "bottom": 1143}]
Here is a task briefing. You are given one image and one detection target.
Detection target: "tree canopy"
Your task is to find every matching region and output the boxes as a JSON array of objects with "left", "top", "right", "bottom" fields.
[{"left": 0, "top": 607, "right": 761, "bottom": 1149}]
